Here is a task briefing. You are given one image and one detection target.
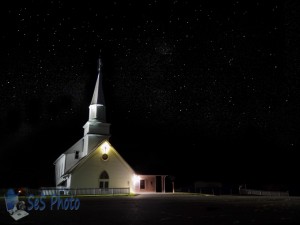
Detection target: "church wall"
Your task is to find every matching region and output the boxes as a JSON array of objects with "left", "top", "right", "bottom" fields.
[
  {"left": 67, "top": 176, "right": 72, "bottom": 188},
  {"left": 65, "top": 153, "right": 79, "bottom": 172},
  {"left": 135, "top": 175, "right": 156, "bottom": 192},
  {"left": 55, "top": 155, "right": 65, "bottom": 186},
  {"left": 83, "top": 121, "right": 110, "bottom": 136},
  {"left": 64, "top": 139, "right": 84, "bottom": 154},
  {"left": 89, "top": 105, "right": 106, "bottom": 121},
  {"left": 70, "top": 144, "right": 135, "bottom": 191},
  {"left": 88, "top": 123, "right": 110, "bottom": 136}
]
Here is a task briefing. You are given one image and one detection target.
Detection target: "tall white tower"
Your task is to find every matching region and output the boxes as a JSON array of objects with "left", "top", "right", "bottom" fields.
[{"left": 82, "top": 59, "right": 110, "bottom": 156}]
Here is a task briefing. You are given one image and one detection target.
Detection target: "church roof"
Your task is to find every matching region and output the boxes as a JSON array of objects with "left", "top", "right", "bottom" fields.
[{"left": 90, "top": 59, "right": 105, "bottom": 105}]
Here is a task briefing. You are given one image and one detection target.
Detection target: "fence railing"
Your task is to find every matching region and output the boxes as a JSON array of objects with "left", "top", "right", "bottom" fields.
[
  {"left": 239, "top": 188, "right": 289, "bottom": 197},
  {"left": 40, "top": 187, "right": 130, "bottom": 196}
]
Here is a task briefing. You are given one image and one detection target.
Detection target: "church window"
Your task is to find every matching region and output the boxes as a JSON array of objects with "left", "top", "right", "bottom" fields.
[
  {"left": 100, "top": 181, "right": 109, "bottom": 188},
  {"left": 75, "top": 151, "right": 79, "bottom": 159},
  {"left": 100, "top": 171, "right": 109, "bottom": 179},
  {"left": 99, "top": 171, "right": 109, "bottom": 188},
  {"left": 102, "top": 153, "right": 108, "bottom": 161}
]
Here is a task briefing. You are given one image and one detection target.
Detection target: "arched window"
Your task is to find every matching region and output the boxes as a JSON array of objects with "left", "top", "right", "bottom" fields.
[
  {"left": 100, "top": 171, "right": 109, "bottom": 179},
  {"left": 99, "top": 171, "right": 109, "bottom": 188}
]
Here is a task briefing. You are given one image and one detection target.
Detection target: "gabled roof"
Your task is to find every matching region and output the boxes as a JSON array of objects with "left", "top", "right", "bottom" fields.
[
  {"left": 53, "top": 138, "right": 84, "bottom": 165},
  {"left": 53, "top": 153, "right": 65, "bottom": 165}
]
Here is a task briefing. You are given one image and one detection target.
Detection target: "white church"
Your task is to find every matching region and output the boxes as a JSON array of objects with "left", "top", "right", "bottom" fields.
[{"left": 54, "top": 59, "right": 167, "bottom": 193}]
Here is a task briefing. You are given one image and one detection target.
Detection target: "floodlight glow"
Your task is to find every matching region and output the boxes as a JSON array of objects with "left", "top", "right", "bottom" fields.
[
  {"left": 132, "top": 175, "right": 140, "bottom": 185},
  {"left": 100, "top": 142, "right": 110, "bottom": 154}
]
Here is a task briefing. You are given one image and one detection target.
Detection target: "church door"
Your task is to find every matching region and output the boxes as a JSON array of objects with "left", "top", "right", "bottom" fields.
[{"left": 99, "top": 171, "right": 109, "bottom": 189}]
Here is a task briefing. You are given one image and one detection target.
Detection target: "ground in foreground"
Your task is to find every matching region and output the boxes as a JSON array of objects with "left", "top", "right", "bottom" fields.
[{"left": 1, "top": 194, "right": 300, "bottom": 225}]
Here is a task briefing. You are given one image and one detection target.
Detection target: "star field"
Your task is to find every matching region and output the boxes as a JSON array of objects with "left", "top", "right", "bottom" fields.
[{"left": 0, "top": 0, "right": 299, "bottom": 187}]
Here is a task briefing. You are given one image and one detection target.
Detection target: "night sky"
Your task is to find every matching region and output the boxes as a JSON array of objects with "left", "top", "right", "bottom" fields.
[{"left": 0, "top": 1, "right": 299, "bottom": 190}]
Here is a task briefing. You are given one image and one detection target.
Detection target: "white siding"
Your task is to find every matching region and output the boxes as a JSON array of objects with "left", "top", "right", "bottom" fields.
[
  {"left": 70, "top": 143, "right": 135, "bottom": 191},
  {"left": 55, "top": 155, "right": 65, "bottom": 185},
  {"left": 64, "top": 139, "right": 84, "bottom": 154},
  {"left": 65, "top": 153, "right": 79, "bottom": 172}
]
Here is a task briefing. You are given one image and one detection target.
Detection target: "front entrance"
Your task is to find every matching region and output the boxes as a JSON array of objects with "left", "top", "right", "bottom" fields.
[
  {"left": 99, "top": 181, "right": 109, "bottom": 188},
  {"left": 99, "top": 170, "right": 109, "bottom": 188}
]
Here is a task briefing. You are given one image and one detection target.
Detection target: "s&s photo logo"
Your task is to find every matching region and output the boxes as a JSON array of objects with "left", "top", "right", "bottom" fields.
[
  {"left": 4, "top": 188, "right": 29, "bottom": 221},
  {"left": 3, "top": 188, "right": 81, "bottom": 221}
]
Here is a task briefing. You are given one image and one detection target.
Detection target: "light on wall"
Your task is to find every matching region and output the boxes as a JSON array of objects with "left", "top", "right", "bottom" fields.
[
  {"left": 132, "top": 175, "right": 140, "bottom": 185},
  {"left": 100, "top": 142, "right": 110, "bottom": 154}
]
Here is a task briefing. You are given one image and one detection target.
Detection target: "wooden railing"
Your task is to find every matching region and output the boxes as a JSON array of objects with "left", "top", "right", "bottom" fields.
[{"left": 40, "top": 187, "right": 130, "bottom": 196}]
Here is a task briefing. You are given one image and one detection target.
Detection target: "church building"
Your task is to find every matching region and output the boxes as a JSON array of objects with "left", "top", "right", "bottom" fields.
[{"left": 53, "top": 59, "right": 167, "bottom": 193}]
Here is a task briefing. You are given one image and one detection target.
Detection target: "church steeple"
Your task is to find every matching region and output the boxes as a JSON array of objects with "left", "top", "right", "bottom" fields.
[
  {"left": 83, "top": 58, "right": 111, "bottom": 156},
  {"left": 88, "top": 58, "right": 106, "bottom": 122},
  {"left": 91, "top": 58, "right": 105, "bottom": 106}
]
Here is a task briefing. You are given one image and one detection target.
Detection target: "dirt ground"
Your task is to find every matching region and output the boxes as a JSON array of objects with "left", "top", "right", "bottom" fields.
[{"left": 1, "top": 193, "right": 300, "bottom": 225}]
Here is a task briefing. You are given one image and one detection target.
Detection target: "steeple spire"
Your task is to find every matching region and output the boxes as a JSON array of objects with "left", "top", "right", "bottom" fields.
[
  {"left": 91, "top": 58, "right": 105, "bottom": 105},
  {"left": 82, "top": 57, "right": 111, "bottom": 156}
]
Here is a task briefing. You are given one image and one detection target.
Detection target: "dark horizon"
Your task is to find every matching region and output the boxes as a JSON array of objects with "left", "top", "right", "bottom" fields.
[{"left": 0, "top": 93, "right": 298, "bottom": 192}]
